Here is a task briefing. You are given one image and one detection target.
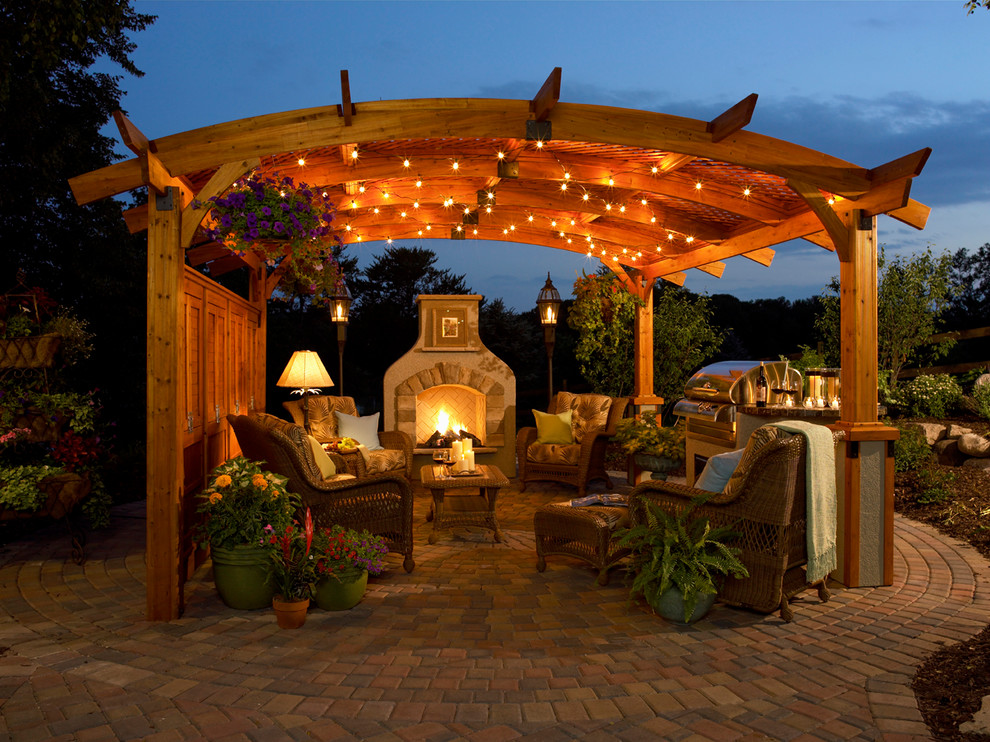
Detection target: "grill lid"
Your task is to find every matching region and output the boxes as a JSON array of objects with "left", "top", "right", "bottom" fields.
[{"left": 683, "top": 361, "right": 762, "bottom": 405}]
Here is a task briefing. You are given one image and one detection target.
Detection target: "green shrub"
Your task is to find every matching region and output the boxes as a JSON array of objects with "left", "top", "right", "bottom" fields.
[
  {"left": 888, "top": 374, "right": 963, "bottom": 418},
  {"left": 891, "top": 422, "right": 933, "bottom": 473},
  {"left": 916, "top": 467, "right": 957, "bottom": 505},
  {"left": 973, "top": 381, "right": 990, "bottom": 422}
]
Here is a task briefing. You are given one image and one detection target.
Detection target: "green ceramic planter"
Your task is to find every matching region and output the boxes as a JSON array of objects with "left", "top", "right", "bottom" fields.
[
  {"left": 653, "top": 587, "right": 716, "bottom": 624},
  {"left": 210, "top": 543, "right": 275, "bottom": 610},
  {"left": 314, "top": 569, "right": 368, "bottom": 611},
  {"left": 633, "top": 454, "right": 681, "bottom": 481}
]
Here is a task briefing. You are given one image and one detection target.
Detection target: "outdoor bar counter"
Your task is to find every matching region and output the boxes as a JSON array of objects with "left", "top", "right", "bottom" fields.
[{"left": 735, "top": 404, "right": 841, "bottom": 446}]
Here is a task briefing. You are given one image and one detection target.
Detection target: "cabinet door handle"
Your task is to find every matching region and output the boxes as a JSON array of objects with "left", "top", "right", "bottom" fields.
[
  {"left": 187, "top": 413, "right": 194, "bottom": 433},
  {"left": 234, "top": 399, "right": 240, "bottom": 415},
  {"left": 250, "top": 395, "right": 255, "bottom": 411},
  {"left": 215, "top": 405, "right": 220, "bottom": 424}
]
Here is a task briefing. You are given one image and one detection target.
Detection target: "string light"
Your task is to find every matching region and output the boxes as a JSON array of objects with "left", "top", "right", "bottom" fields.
[
  {"left": 742, "top": 187, "right": 751, "bottom": 197},
  {"left": 416, "top": 179, "right": 422, "bottom": 188},
  {"left": 686, "top": 236, "right": 695, "bottom": 243},
  {"left": 535, "top": 140, "right": 544, "bottom": 149},
  {"left": 694, "top": 182, "right": 703, "bottom": 190},
  {"left": 452, "top": 161, "right": 459, "bottom": 171},
  {"left": 358, "top": 185, "right": 365, "bottom": 193},
  {"left": 297, "top": 158, "right": 305, "bottom": 166},
  {"left": 351, "top": 148, "right": 359, "bottom": 160},
  {"left": 651, "top": 165, "right": 659, "bottom": 174},
  {"left": 560, "top": 182, "right": 568, "bottom": 191},
  {"left": 497, "top": 151, "right": 505, "bottom": 159},
  {"left": 607, "top": 177, "right": 614, "bottom": 186},
  {"left": 403, "top": 159, "right": 411, "bottom": 168}
]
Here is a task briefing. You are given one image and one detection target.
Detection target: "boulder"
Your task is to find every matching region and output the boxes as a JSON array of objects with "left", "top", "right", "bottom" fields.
[
  {"left": 974, "top": 373, "right": 990, "bottom": 389},
  {"left": 958, "top": 433, "right": 990, "bottom": 458},
  {"left": 946, "top": 424, "right": 973, "bottom": 439},
  {"left": 960, "top": 694, "right": 990, "bottom": 736},
  {"left": 904, "top": 422, "right": 946, "bottom": 445},
  {"left": 962, "top": 457, "right": 990, "bottom": 473},
  {"left": 933, "top": 439, "right": 968, "bottom": 467}
]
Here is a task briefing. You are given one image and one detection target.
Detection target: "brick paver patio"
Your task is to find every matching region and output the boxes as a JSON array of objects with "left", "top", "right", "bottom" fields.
[{"left": 1, "top": 479, "right": 987, "bottom": 741}]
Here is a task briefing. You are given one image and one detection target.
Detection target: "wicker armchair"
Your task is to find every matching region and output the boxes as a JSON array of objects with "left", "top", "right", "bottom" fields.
[
  {"left": 628, "top": 425, "right": 841, "bottom": 621},
  {"left": 283, "top": 396, "right": 413, "bottom": 480},
  {"left": 517, "top": 392, "right": 629, "bottom": 497},
  {"left": 228, "top": 413, "right": 415, "bottom": 573}
]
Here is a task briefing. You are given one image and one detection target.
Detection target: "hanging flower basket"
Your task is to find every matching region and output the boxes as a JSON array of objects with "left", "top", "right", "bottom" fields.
[
  {"left": 0, "top": 471, "right": 91, "bottom": 522},
  {"left": 0, "top": 333, "right": 62, "bottom": 369}
]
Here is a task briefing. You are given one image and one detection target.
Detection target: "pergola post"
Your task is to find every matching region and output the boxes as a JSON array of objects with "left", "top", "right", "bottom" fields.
[
  {"left": 833, "top": 211, "right": 898, "bottom": 588},
  {"left": 146, "top": 186, "right": 186, "bottom": 621}
]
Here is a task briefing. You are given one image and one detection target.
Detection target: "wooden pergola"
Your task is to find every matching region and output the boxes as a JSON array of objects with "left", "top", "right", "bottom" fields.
[{"left": 70, "top": 68, "right": 930, "bottom": 621}]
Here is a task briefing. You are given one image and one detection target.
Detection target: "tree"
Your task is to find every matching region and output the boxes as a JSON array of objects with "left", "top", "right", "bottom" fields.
[
  {"left": 816, "top": 247, "right": 956, "bottom": 387},
  {"left": 567, "top": 271, "right": 641, "bottom": 396},
  {"left": 567, "top": 273, "right": 724, "bottom": 403},
  {"left": 965, "top": 1, "right": 990, "bottom": 13},
  {"left": 0, "top": 2, "right": 155, "bottom": 495},
  {"left": 652, "top": 285, "right": 725, "bottom": 410},
  {"left": 944, "top": 244, "right": 990, "bottom": 330}
]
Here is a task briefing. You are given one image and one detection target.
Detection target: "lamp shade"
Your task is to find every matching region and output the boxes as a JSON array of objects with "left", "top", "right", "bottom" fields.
[
  {"left": 536, "top": 272, "right": 561, "bottom": 326},
  {"left": 276, "top": 351, "right": 334, "bottom": 392}
]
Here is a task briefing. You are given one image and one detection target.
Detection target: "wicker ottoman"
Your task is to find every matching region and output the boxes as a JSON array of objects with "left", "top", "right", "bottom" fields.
[{"left": 534, "top": 503, "right": 631, "bottom": 585}]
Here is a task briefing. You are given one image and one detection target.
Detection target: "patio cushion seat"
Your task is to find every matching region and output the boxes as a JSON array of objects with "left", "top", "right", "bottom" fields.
[
  {"left": 283, "top": 397, "right": 412, "bottom": 480},
  {"left": 517, "top": 392, "right": 628, "bottom": 497}
]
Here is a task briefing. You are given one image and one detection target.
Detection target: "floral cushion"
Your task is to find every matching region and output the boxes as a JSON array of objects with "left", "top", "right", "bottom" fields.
[
  {"left": 554, "top": 392, "right": 612, "bottom": 444},
  {"left": 283, "top": 396, "right": 359, "bottom": 443},
  {"left": 715, "top": 425, "right": 789, "bottom": 504},
  {"left": 527, "top": 442, "right": 581, "bottom": 467}
]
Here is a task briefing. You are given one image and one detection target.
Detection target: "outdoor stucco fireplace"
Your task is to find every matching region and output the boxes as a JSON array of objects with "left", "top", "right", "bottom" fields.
[{"left": 384, "top": 295, "right": 516, "bottom": 478}]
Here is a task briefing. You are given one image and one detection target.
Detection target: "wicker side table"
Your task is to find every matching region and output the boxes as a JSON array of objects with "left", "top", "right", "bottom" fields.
[
  {"left": 420, "top": 464, "right": 509, "bottom": 544},
  {"left": 534, "top": 503, "right": 631, "bottom": 586}
]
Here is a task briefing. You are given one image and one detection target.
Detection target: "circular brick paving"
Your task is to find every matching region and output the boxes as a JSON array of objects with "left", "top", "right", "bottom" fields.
[{"left": 1, "top": 484, "right": 987, "bottom": 741}]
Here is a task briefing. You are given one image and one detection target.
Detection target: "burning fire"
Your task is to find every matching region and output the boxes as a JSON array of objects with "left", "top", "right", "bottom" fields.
[{"left": 435, "top": 408, "right": 465, "bottom": 436}]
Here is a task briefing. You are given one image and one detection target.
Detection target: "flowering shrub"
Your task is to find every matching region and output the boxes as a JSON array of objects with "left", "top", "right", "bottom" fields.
[
  {"left": 195, "top": 457, "right": 300, "bottom": 549},
  {"left": 613, "top": 412, "right": 686, "bottom": 463},
  {"left": 888, "top": 374, "right": 963, "bottom": 418},
  {"left": 312, "top": 525, "right": 389, "bottom": 579},
  {"left": 889, "top": 420, "right": 934, "bottom": 473},
  {"left": 264, "top": 509, "right": 317, "bottom": 600}
]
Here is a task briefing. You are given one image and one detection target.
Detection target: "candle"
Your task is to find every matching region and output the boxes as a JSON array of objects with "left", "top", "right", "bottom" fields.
[
  {"left": 462, "top": 437, "right": 472, "bottom": 453},
  {"left": 830, "top": 398, "right": 840, "bottom": 410},
  {"left": 803, "top": 398, "right": 813, "bottom": 409},
  {"left": 464, "top": 450, "right": 475, "bottom": 472},
  {"left": 451, "top": 440, "right": 463, "bottom": 464}
]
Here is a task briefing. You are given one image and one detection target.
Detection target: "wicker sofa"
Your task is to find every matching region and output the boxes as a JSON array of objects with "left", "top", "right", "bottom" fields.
[
  {"left": 228, "top": 413, "right": 415, "bottom": 573},
  {"left": 628, "top": 424, "right": 841, "bottom": 621},
  {"left": 283, "top": 396, "right": 413, "bottom": 480},
  {"left": 516, "top": 392, "right": 628, "bottom": 497}
]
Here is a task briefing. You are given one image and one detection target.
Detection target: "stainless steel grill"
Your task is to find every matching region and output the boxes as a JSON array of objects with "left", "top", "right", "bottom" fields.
[{"left": 674, "top": 360, "right": 802, "bottom": 483}]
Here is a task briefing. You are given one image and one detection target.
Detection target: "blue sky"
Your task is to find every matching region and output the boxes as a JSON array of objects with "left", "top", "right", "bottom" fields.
[{"left": 113, "top": 1, "right": 990, "bottom": 311}]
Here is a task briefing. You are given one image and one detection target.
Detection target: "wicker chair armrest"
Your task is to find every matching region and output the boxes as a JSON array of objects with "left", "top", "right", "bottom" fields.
[
  {"left": 516, "top": 427, "right": 538, "bottom": 447},
  {"left": 377, "top": 429, "right": 413, "bottom": 478}
]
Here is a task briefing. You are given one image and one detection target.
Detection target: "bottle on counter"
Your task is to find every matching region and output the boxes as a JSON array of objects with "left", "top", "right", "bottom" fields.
[{"left": 755, "top": 362, "right": 768, "bottom": 408}]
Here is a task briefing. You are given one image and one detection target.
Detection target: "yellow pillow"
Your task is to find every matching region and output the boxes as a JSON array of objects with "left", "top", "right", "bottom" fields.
[
  {"left": 533, "top": 409, "right": 574, "bottom": 444},
  {"left": 306, "top": 435, "right": 337, "bottom": 479}
]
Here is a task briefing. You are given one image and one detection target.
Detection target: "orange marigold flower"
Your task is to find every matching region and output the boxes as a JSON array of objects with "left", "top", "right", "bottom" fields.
[
  {"left": 215, "top": 474, "right": 232, "bottom": 488},
  {"left": 209, "top": 492, "right": 222, "bottom": 505},
  {"left": 252, "top": 474, "right": 268, "bottom": 489}
]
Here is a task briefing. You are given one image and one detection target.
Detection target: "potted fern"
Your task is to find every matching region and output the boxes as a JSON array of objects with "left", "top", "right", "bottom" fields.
[{"left": 616, "top": 495, "right": 748, "bottom": 623}]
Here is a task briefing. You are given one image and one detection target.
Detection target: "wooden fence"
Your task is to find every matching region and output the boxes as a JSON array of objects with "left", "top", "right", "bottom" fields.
[{"left": 897, "top": 326, "right": 990, "bottom": 379}]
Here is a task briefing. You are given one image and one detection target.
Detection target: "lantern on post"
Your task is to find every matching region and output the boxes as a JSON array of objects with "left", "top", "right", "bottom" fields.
[
  {"left": 536, "top": 272, "right": 562, "bottom": 406},
  {"left": 329, "top": 279, "right": 351, "bottom": 396}
]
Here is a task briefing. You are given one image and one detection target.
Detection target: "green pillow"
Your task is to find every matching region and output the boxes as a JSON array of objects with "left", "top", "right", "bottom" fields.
[{"left": 533, "top": 409, "right": 574, "bottom": 444}]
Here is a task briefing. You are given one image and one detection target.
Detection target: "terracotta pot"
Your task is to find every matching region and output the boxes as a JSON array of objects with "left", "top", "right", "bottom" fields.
[
  {"left": 313, "top": 568, "right": 368, "bottom": 611},
  {"left": 272, "top": 595, "right": 310, "bottom": 629}
]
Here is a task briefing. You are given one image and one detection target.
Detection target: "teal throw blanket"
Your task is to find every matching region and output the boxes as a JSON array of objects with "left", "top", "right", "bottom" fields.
[{"left": 769, "top": 420, "right": 837, "bottom": 583}]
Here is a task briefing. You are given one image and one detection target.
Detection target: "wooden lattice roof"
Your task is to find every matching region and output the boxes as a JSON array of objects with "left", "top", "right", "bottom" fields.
[{"left": 70, "top": 67, "right": 931, "bottom": 288}]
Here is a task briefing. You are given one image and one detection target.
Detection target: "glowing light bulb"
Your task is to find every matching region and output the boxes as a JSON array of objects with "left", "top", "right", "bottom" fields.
[
  {"left": 350, "top": 201, "right": 357, "bottom": 209},
  {"left": 416, "top": 179, "right": 422, "bottom": 188},
  {"left": 560, "top": 183, "right": 568, "bottom": 191},
  {"left": 743, "top": 187, "right": 751, "bottom": 196},
  {"left": 619, "top": 205, "right": 626, "bottom": 213},
  {"left": 418, "top": 230, "right": 423, "bottom": 236},
  {"left": 403, "top": 159, "right": 410, "bottom": 168},
  {"left": 473, "top": 228, "right": 478, "bottom": 235},
  {"left": 651, "top": 165, "right": 659, "bottom": 174},
  {"left": 570, "top": 219, "right": 576, "bottom": 226},
  {"left": 605, "top": 204, "right": 612, "bottom": 211},
  {"left": 487, "top": 191, "right": 495, "bottom": 200},
  {"left": 426, "top": 224, "right": 431, "bottom": 231},
  {"left": 667, "top": 233, "right": 674, "bottom": 240},
  {"left": 564, "top": 172, "right": 571, "bottom": 180},
  {"left": 413, "top": 201, "right": 419, "bottom": 208},
  {"left": 400, "top": 211, "right": 407, "bottom": 218},
  {"left": 695, "top": 182, "right": 702, "bottom": 190},
  {"left": 509, "top": 224, "right": 515, "bottom": 231},
  {"left": 503, "top": 228, "right": 508, "bottom": 235},
  {"left": 351, "top": 149, "right": 359, "bottom": 159},
  {"left": 456, "top": 225, "right": 463, "bottom": 232},
  {"left": 383, "top": 192, "right": 390, "bottom": 199},
  {"left": 641, "top": 199, "right": 647, "bottom": 205},
  {"left": 485, "top": 206, "right": 492, "bottom": 213},
  {"left": 582, "top": 193, "right": 589, "bottom": 201},
  {"left": 551, "top": 220, "right": 557, "bottom": 227},
  {"left": 452, "top": 161, "right": 459, "bottom": 171},
  {"left": 686, "top": 236, "right": 695, "bottom": 243},
  {"left": 357, "top": 235, "right": 362, "bottom": 241},
  {"left": 464, "top": 207, "right": 471, "bottom": 215},
  {"left": 373, "top": 207, "right": 380, "bottom": 214},
  {"left": 608, "top": 177, "right": 614, "bottom": 186},
  {"left": 297, "top": 158, "right": 305, "bottom": 166},
  {"left": 497, "top": 151, "right": 505, "bottom": 159},
  {"left": 359, "top": 185, "right": 365, "bottom": 193},
  {"left": 386, "top": 237, "right": 393, "bottom": 244},
  {"left": 651, "top": 216, "right": 657, "bottom": 223},
  {"left": 527, "top": 214, "right": 534, "bottom": 222},
  {"left": 535, "top": 140, "right": 544, "bottom": 149},
  {"left": 345, "top": 224, "right": 352, "bottom": 231},
  {"left": 559, "top": 231, "right": 565, "bottom": 237}
]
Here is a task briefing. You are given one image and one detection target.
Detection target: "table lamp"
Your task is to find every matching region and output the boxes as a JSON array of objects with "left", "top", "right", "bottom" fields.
[{"left": 276, "top": 350, "right": 334, "bottom": 433}]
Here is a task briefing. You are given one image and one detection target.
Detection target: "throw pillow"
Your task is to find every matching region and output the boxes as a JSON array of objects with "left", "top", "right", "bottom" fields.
[
  {"left": 694, "top": 447, "right": 745, "bottom": 493},
  {"left": 533, "top": 409, "right": 574, "bottom": 444},
  {"left": 334, "top": 411, "right": 383, "bottom": 450},
  {"left": 306, "top": 435, "right": 337, "bottom": 479}
]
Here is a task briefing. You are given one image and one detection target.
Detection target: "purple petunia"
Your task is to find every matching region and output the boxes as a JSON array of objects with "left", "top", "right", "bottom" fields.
[{"left": 273, "top": 221, "right": 285, "bottom": 233}]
